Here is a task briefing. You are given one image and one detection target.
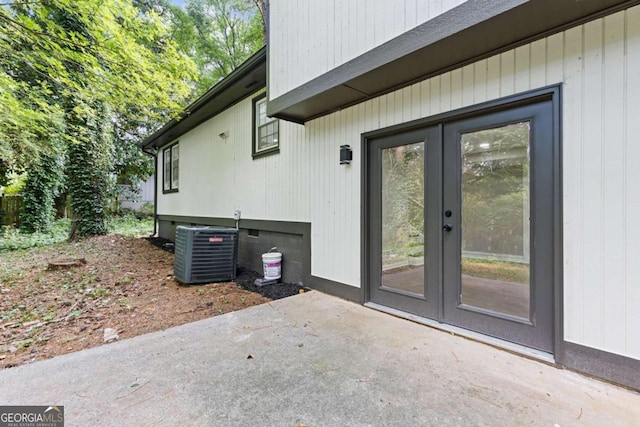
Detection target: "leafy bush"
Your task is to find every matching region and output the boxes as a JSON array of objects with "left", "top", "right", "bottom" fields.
[
  {"left": 20, "top": 153, "right": 65, "bottom": 233},
  {"left": 0, "top": 219, "right": 70, "bottom": 252},
  {"left": 116, "top": 207, "right": 138, "bottom": 217},
  {"left": 138, "top": 202, "right": 154, "bottom": 217},
  {"left": 116, "top": 204, "right": 154, "bottom": 220},
  {"left": 3, "top": 174, "right": 25, "bottom": 195},
  {"left": 0, "top": 214, "right": 153, "bottom": 252},
  {"left": 106, "top": 215, "right": 153, "bottom": 237}
]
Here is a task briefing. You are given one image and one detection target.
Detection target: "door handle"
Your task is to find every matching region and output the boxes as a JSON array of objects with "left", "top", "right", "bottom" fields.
[{"left": 442, "top": 224, "right": 453, "bottom": 232}]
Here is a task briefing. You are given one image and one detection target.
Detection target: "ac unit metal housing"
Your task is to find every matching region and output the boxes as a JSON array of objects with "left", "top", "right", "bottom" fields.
[{"left": 174, "top": 226, "right": 238, "bottom": 284}]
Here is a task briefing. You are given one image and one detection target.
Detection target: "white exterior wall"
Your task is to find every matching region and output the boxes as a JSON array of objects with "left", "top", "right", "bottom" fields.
[
  {"left": 305, "top": 7, "right": 640, "bottom": 359},
  {"left": 161, "top": 6, "right": 640, "bottom": 360},
  {"left": 268, "top": 0, "right": 466, "bottom": 99},
  {"left": 157, "top": 91, "right": 309, "bottom": 223}
]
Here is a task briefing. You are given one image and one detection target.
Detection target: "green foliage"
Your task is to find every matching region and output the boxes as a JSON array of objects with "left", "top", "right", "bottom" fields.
[
  {"left": 133, "top": 0, "right": 198, "bottom": 56},
  {"left": 0, "top": 161, "right": 12, "bottom": 188},
  {"left": 132, "top": 0, "right": 265, "bottom": 100},
  {"left": 67, "top": 103, "right": 113, "bottom": 241},
  {"left": 186, "top": 0, "right": 265, "bottom": 96},
  {"left": 0, "top": 0, "right": 196, "bottom": 239},
  {"left": 461, "top": 258, "right": 529, "bottom": 285},
  {"left": 2, "top": 0, "right": 196, "bottom": 120},
  {"left": 106, "top": 215, "right": 154, "bottom": 237},
  {"left": 381, "top": 142, "right": 424, "bottom": 258},
  {"left": 0, "top": 219, "right": 70, "bottom": 252},
  {"left": 20, "top": 153, "right": 65, "bottom": 233},
  {"left": 0, "top": 73, "right": 66, "bottom": 171},
  {"left": 0, "top": 214, "right": 152, "bottom": 252},
  {"left": 1, "top": 0, "right": 265, "bottom": 239},
  {"left": 380, "top": 122, "right": 531, "bottom": 263},
  {"left": 138, "top": 202, "right": 155, "bottom": 217},
  {"left": 2, "top": 173, "right": 26, "bottom": 195},
  {"left": 113, "top": 135, "right": 154, "bottom": 189},
  {"left": 117, "top": 203, "right": 154, "bottom": 220},
  {"left": 461, "top": 122, "right": 530, "bottom": 256}
]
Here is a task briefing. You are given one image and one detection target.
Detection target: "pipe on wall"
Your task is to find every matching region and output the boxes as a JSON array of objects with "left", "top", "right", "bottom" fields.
[{"left": 142, "top": 147, "right": 159, "bottom": 237}]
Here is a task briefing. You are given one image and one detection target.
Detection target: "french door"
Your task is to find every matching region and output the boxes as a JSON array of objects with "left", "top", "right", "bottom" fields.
[{"left": 366, "top": 99, "right": 555, "bottom": 352}]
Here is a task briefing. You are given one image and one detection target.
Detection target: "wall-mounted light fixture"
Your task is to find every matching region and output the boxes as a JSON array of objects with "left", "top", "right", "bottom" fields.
[
  {"left": 340, "top": 145, "right": 353, "bottom": 165},
  {"left": 219, "top": 131, "right": 229, "bottom": 139}
]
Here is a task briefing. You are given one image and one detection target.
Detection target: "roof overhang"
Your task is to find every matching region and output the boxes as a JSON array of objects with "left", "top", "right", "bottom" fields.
[
  {"left": 267, "top": 0, "right": 639, "bottom": 123},
  {"left": 140, "top": 47, "right": 266, "bottom": 150}
]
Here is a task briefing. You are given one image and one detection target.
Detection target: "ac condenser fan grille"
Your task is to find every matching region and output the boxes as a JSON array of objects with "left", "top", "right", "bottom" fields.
[{"left": 173, "top": 226, "right": 238, "bottom": 284}]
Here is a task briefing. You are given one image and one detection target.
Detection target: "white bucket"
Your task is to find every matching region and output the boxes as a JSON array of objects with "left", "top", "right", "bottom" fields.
[{"left": 262, "top": 251, "right": 282, "bottom": 280}]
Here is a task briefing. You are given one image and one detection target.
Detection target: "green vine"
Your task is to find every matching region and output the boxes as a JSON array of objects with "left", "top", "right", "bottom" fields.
[
  {"left": 20, "top": 152, "right": 64, "bottom": 234},
  {"left": 67, "top": 101, "right": 113, "bottom": 241}
]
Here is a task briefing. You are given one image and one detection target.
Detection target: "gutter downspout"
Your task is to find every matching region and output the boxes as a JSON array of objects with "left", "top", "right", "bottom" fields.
[{"left": 142, "top": 147, "right": 158, "bottom": 237}]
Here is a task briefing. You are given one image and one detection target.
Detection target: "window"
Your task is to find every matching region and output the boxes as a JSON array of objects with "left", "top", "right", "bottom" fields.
[
  {"left": 252, "top": 94, "right": 279, "bottom": 158},
  {"left": 163, "top": 142, "right": 179, "bottom": 193}
]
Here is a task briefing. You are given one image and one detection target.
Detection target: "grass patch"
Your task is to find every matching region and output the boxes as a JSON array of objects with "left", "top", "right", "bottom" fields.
[{"left": 461, "top": 257, "right": 529, "bottom": 285}]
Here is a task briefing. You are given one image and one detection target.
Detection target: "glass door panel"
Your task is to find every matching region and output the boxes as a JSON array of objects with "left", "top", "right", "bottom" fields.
[
  {"left": 381, "top": 142, "right": 425, "bottom": 297},
  {"left": 367, "top": 125, "right": 441, "bottom": 319},
  {"left": 442, "top": 100, "right": 554, "bottom": 353},
  {"left": 460, "top": 122, "right": 531, "bottom": 320},
  {"left": 367, "top": 95, "right": 555, "bottom": 353}
]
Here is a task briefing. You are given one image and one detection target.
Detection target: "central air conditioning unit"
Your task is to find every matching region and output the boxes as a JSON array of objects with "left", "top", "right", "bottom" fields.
[{"left": 174, "top": 226, "right": 238, "bottom": 284}]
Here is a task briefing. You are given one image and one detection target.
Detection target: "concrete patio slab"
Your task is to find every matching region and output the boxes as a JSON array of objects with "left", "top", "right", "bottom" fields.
[{"left": 0, "top": 291, "right": 638, "bottom": 426}]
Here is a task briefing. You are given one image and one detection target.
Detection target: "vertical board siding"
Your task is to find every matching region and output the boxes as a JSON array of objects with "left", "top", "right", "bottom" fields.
[
  {"left": 530, "top": 39, "right": 546, "bottom": 88},
  {"left": 562, "top": 25, "right": 584, "bottom": 344},
  {"left": 625, "top": 6, "right": 640, "bottom": 358},
  {"left": 268, "top": 0, "right": 466, "bottom": 99},
  {"left": 159, "top": 6, "right": 640, "bottom": 359},
  {"left": 581, "top": 19, "right": 605, "bottom": 347},
  {"left": 156, "top": 91, "right": 309, "bottom": 223},
  {"left": 304, "top": 7, "right": 640, "bottom": 358},
  {"left": 602, "top": 12, "right": 626, "bottom": 351}
]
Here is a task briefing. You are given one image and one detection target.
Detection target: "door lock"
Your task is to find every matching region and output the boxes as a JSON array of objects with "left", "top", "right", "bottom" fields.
[{"left": 442, "top": 224, "right": 453, "bottom": 232}]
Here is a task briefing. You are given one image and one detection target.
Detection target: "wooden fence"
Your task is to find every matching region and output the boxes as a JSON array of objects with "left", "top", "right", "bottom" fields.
[{"left": 1, "top": 195, "right": 22, "bottom": 226}]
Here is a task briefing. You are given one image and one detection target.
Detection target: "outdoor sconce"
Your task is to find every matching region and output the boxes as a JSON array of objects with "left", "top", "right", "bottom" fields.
[
  {"left": 340, "top": 145, "right": 353, "bottom": 165},
  {"left": 218, "top": 131, "right": 229, "bottom": 139}
]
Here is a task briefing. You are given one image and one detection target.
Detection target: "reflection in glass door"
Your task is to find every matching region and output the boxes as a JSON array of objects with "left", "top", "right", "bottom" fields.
[
  {"left": 381, "top": 142, "right": 425, "bottom": 297},
  {"left": 442, "top": 100, "right": 554, "bottom": 352},
  {"left": 367, "top": 125, "right": 441, "bottom": 319},
  {"left": 460, "top": 122, "right": 531, "bottom": 320},
  {"left": 367, "top": 95, "right": 556, "bottom": 353}
]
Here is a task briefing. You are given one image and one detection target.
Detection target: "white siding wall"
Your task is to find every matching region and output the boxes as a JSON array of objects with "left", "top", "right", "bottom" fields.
[
  {"left": 161, "top": 6, "right": 640, "bottom": 360},
  {"left": 268, "top": 0, "right": 466, "bottom": 99},
  {"left": 157, "top": 91, "right": 309, "bottom": 223},
  {"left": 306, "top": 7, "right": 640, "bottom": 359}
]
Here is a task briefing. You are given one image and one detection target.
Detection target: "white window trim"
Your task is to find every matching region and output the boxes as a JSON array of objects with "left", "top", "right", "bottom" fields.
[{"left": 253, "top": 95, "right": 279, "bottom": 158}]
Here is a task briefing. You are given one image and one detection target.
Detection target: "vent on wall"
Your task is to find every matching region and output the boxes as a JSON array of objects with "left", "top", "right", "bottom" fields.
[{"left": 174, "top": 226, "right": 238, "bottom": 284}]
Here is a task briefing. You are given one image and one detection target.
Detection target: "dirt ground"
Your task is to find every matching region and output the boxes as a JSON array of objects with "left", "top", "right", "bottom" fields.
[{"left": 0, "top": 234, "right": 304, "bottom": 369}]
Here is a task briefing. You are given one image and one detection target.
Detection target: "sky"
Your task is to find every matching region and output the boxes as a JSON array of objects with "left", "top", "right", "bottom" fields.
[{"left": 169, "top": 0, "right": 185, "bottom": 7}]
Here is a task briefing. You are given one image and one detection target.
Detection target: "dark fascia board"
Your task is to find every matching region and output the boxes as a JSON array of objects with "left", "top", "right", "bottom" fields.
[
  {"left": 140, "top": 47, "right": 267, "bottom": 149},
  {"left": 267, "top": 0, "right": 639, "bottom": 123}
]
